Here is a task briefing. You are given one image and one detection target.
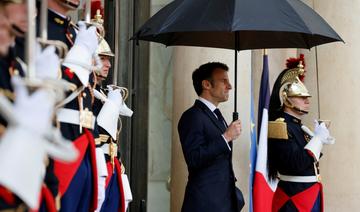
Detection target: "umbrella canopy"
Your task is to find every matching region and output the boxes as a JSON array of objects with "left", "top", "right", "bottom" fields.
[
  {"left": 132, "top": 0, "right": 343, "bottom": 119},
  {"left": 133, "top": 0, "right": 342, "bottom": 50}
]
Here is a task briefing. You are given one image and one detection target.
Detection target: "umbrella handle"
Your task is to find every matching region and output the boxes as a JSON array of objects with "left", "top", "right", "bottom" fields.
[{"left": 233, "top": 112, "right": 238, "bottom": 121}]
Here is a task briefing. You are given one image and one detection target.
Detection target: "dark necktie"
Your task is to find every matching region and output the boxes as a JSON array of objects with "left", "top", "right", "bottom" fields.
[
  {"left": 214, "top": 108, "right": 226, "bottom": 127},
  {"left": 214, "top": 108, "right": 232, "bottom": 149}
]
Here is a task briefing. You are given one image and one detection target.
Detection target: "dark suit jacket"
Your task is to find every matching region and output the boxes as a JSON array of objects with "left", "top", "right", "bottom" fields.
[{"left": 178, "top": 100, "right": 240, "bottom": 212}]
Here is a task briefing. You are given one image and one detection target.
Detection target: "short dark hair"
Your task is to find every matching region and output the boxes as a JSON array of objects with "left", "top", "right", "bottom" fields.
[{"left": 192, "top": 62, "right": 229, "bottom": 96}]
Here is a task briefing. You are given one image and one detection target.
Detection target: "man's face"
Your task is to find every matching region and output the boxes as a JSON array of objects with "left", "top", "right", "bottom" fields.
[
  {"left": 96, "top": 55, "right": 111, "bottom": 83},
  {"left": 288, "top": 96, "right": 310, "bottom": 115},
  {"left": 4, "top": 2, "right": 27, "bottom": 36},
  {"left": 207, "top": 68, "right": 232, "bottom": 104},
  {"left": 0, "top": 9, "right": 14, "bottom": 57}
]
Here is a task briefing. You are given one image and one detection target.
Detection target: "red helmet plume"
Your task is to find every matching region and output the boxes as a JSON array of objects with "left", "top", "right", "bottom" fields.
[{"left": 286, "top": 54, "right": 306, "bottom": 82}]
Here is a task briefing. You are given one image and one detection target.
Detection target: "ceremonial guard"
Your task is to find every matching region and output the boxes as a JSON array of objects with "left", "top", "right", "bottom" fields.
[
  {"left": 267, "top": 55, "right": 335, "bottom": 212},
  {"left": 6, "top": 0, "right": 82, "bottom": 210},
  {"left": 42, "top": 0, "right": 100, "bottom": 211},
  {"left": 0, "top": 1, "right": 24, "bottom": 209},
  {"left": 0, "top": 0, "right": 26, "bottom": 127},
  {"left": 0, "top": 0, "right": 78, "bottom": 210},
  {"left": 90, "top": 9, "right": 134, "bottom": 211}
]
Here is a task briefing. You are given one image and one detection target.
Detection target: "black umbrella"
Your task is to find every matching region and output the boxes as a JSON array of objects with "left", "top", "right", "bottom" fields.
[{"left": 133, "top": 0, "right": 343, "bottom": 120}]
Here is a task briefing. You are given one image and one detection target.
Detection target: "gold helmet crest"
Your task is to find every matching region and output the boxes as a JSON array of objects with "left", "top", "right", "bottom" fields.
[{"left": 279, "top": 61, "right": 311, "bottom": 110}]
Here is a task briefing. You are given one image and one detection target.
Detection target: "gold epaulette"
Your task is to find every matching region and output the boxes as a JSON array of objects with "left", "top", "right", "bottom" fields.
[{"left": 268, "top": 118, "right": 288, "bottom": 139}]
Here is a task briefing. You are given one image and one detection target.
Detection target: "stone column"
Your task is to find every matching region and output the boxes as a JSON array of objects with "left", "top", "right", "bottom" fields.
[{"left": 311, "top": 0, "right": 360, "bottom": 211}]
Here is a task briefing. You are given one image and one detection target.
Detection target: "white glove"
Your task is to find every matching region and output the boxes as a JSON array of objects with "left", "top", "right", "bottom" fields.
[
  {"left": 97, "top": 87, "right": 133, "bottom": 140},
  {"left": 314, "top": 121, "right": 329, "bottom": 142},
  {"left": 0, "top": 76, "right": 78, "bottom": 209},
  {"left": 0, "top": 76, "right": 54, "bottom": 209},
  {"left": 62, "top": 21, "right": 98, "bottom": 86},
  {"left": 107, "top": 87, "right": 123, "bottom": 108},
  {"left": 304, "top": 120, "right": 334, "bottom": 161},
  {"left": 75, "top": 21, "right": 98, "bottom": 54},
  {"left": 35, "top": 44, "right": 60, "bottom": 80},
  {"left": 97, "top": 87, "right": 121, "bottom": 140},
  {"left": 12, "top": 76, "right": 54, "bottom": 134},
  {"left": 107, "top": 86, "right": 133, "bottom": 117}
]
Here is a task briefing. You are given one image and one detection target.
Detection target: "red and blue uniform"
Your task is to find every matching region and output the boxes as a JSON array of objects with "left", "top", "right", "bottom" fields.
[
  {"left": 44, "top": 9, "right": 98, "bottom": 212},
  {"left": 268, "top": 113, "right": 323, "bottom": 212},
  {"left": 93, "top": 85, "right": 126, "bottom": 212}
]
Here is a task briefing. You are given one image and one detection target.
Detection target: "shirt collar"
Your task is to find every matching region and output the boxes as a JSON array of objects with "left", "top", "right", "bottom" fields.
[
  {"left": 198, "top": 97, "right": 217, "bottom": 112},
  {"left": 49, "top": 8, "right": 67, "bottom": 19},
  {"left": 284, "top": 112, "right": 302, "bottom": 124}
]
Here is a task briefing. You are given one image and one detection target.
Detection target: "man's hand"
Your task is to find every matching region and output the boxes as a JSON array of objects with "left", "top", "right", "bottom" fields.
[{"left": 223, "top": 119, "right": 242, "bottom": 141}]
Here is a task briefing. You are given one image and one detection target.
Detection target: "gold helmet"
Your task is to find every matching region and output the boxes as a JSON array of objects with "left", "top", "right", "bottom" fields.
[
  {"left": 96, "top": 38, "right": 114, "bottom": 57},
  {"left": 89, "top": 5, "right": 113, "bottom": 57},
  {"left": 279, "top": 59, "right": 311, "bottom": 113}
]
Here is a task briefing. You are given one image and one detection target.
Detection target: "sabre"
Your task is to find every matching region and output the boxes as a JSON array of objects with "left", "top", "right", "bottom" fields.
[
  {"left": 85, "top": 0, "right": 91, "bottom": 23},
  {"left": 39, "top": 0, "right": 47, "bottom": 41},
  {"left": 25, "top": 0, "right": 36, "bottom": 79},
  {"left": 22, "top": 0, "right": 74, "bottom": 100}
]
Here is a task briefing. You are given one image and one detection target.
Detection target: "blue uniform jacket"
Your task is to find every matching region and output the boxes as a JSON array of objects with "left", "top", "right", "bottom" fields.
[{"left": 178, "top": 100, "right": 242, "bottom": 212}]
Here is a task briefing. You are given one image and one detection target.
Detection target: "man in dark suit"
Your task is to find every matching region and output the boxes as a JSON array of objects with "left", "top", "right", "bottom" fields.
[{"left": 178, "top": 62, "right": 244, "bottom": 212}]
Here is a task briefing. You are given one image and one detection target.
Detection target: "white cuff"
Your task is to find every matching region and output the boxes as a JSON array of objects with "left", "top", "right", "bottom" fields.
[
  {"left": 0, "top": 127, "right": 45, "bottom": 209},
  {"left": 97, "top": 100, "right": 120, "bottom": 140},
  {"left": 221, "top": 135, "right": 231, "bottom": 151},
  {"left": 304, "top": 136, "right": 323, "bottom": 161},
  {"left": 63, "top": 45, "right": 92, "bottom": 86}
]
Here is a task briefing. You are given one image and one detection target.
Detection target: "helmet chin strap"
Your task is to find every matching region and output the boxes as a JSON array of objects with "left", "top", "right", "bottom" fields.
[
  {"left": 292, "top": 106, "right": 309, "bottom": 114},
  {"left": 284, "top": 97, "right": 309, "bottom": 115}
]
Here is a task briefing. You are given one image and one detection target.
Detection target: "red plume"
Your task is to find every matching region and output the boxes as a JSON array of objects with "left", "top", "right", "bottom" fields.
[
  {"left": 286, "top": 54, "right": 306, "bottom": 82},
  {"left": 91, "top": 0, "right": 103, "bottom": 18},
  {"left": 286, "top": 54, "right": 305, "bottom": 69}
]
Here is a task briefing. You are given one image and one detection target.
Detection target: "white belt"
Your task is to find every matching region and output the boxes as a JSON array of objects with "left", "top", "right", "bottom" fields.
[
  {"left": 279, "top": 174, "right": 319, "bottom": 183},
  {"left": 100, "top": 143, "right": 118, "bottom": 157},
  {"left": 56, "top": 108, "right": 96, "bottom": 129}
]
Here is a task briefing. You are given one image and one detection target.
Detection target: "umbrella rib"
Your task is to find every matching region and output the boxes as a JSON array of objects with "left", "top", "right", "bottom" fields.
[{"left": 285, "top": 0, "right": 313, "bottom": 34}]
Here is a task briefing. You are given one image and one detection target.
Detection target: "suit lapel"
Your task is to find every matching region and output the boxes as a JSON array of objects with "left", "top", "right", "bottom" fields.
[{"left": 195, "top": 100, "right": 226, "bottom": 133}]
